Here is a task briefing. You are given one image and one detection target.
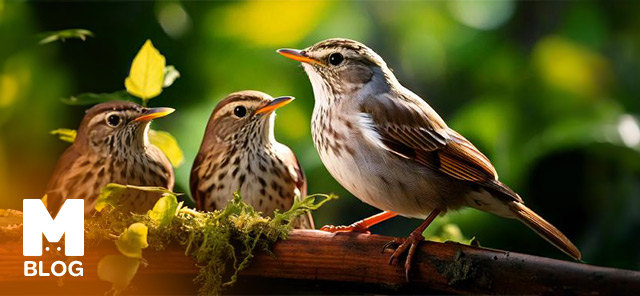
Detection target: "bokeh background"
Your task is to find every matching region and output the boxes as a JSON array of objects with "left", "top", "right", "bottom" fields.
[{"left": 1, "top": 1, "right": 639, "bottom": 270}]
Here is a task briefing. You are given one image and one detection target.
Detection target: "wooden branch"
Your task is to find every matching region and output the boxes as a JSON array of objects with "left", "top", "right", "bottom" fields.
[{"left": 2, "top": 230, "right": 639, "bottom": 295}]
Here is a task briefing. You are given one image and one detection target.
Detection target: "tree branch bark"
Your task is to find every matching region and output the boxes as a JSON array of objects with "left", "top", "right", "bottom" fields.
[{"left": 2, "top": 230, "right": 639, "bottom": 295}]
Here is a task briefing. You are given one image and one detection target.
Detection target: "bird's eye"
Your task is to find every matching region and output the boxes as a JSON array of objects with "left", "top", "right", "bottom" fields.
[
  {"left": 328, "top": 53, "right": 344, "bottom": 66},
  {"left": 106, "top": 114, "right": 121, "bottom": 127},
  {"left": 233, "top": 106, "right": 247, "bottom": 118}
]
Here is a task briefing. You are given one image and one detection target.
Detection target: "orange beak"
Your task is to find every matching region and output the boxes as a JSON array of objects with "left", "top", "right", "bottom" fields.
[
  {"left": 277, "top": 48, "right": 322, "bottom": 65},
  {"left": 133, "top": 107, "right": 175, "bottom": 122},
  {"left": 255, "top": 96, "right": 295, "bottom": 115}
]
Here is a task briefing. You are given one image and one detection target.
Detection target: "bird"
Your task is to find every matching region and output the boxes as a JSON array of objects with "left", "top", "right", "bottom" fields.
[
  {"left": 278, "top": 38, "right": 581, "bottom": 278},
  {"left": 190, "top": 90, "right": 313, "bottom": 229},
  {"left": 45, "top": 101, "right": 175, "bottom": 215}
]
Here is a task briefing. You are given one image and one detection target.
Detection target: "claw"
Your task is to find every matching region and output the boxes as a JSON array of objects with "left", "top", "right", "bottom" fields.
[
  {"left": 384, "top": 209, "right": 441, "bottom": 282},
  {"left": 385, "top": 231, "right": 425, "bottom": 281},
  {"left": 381, "top": 238, "right": 403, "bottom": 253},
  {"left": 405, "top": 239, "right": 420, "bottom": 281}
]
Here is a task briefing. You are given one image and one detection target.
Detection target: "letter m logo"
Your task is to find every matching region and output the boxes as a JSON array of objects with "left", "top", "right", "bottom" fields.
[{"left": 23, "top": 199, "right": 84, "bottom": 256}]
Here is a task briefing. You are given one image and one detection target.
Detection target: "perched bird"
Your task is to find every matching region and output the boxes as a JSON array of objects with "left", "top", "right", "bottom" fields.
[
  {"left": 45, "top": 101, "right": 175, "bottom": 215},
  {"left": 278, "top": 38, "right": 581, "bottom": 277},
  {"left": 190, "top": 91, "right": 313, "bottom": 229}
]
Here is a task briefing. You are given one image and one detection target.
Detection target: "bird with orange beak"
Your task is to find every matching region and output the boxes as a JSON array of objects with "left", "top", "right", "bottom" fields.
[
  {"left": 45, "top": 101, "right": 175, "bottom": 215},
  {"left": 278, "top": 38, "right": 580, "bottom": 279},
  {"left": 190, "top": 91, "right": 313, "bottom": 229}
]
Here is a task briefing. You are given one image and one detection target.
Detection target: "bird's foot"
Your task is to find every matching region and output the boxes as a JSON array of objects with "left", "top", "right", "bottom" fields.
[
  {"left": 320, "top": 220, "right": 371, "bottom": 234},
  {"left": 383, "top": 230, "right": 424, "bottom": 282}
]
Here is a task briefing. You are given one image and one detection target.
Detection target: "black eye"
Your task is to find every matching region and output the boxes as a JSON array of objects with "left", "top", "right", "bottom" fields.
[
  {"left": 106, "top": 114, "right": 121, "bottom": 127},
  {"left": 329, "top": 53, "right": 344, "bottom": 66},
  {"left": 234, "top": 106, "right": 247, "bottom": 118}
]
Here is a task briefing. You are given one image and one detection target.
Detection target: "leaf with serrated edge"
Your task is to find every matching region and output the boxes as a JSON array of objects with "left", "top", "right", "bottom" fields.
[
  {"left": 115, "top": 223, "right": 149, "bottom": 259},
  {"left": 125, "top": 40, "right": 166, "bottom": 100},
  {"left": 149, "top": 130, "right": 184, "bottom": 168}
]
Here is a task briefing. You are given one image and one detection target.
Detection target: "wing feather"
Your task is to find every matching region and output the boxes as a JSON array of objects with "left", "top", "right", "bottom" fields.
[{"left": 360, "top": 93, "right": 521, "bottom": 203}]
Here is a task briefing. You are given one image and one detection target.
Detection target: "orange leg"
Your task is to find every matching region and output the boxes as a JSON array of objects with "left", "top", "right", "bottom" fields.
[
  {"left": 384, "top": 209, "right": 441, "bottom": 281},
  {"left": 320, "top": 211, "right": 398, "bottom": 233}
]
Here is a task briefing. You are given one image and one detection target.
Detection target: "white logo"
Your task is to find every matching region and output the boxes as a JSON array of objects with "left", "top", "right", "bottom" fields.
[{"left": 22, "top": 199, "right": 84, "bottom": 277}]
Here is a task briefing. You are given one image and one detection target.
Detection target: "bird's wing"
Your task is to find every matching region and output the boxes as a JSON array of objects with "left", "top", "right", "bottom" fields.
[
  {"left": 44, "top": 144, "right": 82, "bottom": 214},
  {"left": 360, "top": 93, "right": 522, "bottom": 203},
  {"left": 280, "top": 145, "right": 314, "bottom": 229}
]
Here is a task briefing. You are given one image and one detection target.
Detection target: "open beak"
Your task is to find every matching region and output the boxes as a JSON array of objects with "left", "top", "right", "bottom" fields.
[
  {"left": 277, "top": 48, "right": 322, "bottom": 65},
  {"left": 133, "top": 107, "right": 175, "bottom": 122},
  {"left": 255, "top": 96, "right": 295, "bottom": 115}
]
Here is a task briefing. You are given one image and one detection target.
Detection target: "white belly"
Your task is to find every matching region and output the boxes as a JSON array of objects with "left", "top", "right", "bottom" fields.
[{"left": 315, "top": 132, "right": 448, "bottom": 219}]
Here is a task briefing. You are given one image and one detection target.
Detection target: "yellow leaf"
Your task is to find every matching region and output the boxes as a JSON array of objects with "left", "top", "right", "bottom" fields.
[
  {"left": 149, "top": 129, "right": 184, "bottom": 168},
  {"left": 147, "top": 194, "right": 179, "bottom": 227},
  {"left": 115, "top": 223, "right": 149, "bottom": 259},
  {"left": 125, "top": 40, "right": 166, "bottom": 100}
]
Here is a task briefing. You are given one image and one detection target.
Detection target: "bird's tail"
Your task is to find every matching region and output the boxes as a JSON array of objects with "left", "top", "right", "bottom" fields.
[{"left": 508, "top": 201, "right": 581, "bottom": 260}]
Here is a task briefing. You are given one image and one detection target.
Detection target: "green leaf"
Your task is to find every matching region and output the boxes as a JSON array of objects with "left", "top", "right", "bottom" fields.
[
  {"left": 163, "top": 65, "right": 181, "bottom": 88},
  {"left": 125, "top": 40, "right": 166, "bottom": 101},
  {"left": 149, "top": 130, "right": 184, "bottom": 168},
  {"left": 50, "top": 128, "right": 77, "bottom": 143},
  {"left": 115, "top": 223, "right": 149, "bottom": 259},
  {"left": 38, "top": 29, "right": 94, "bottom": 45},
  {"left": 272, "top": 193, "right": 338, "bottom": 226},
  {"left": 147, "top": 194, "right": 179, "bottom": 227},
  {"left": 94, "top": 184, "right": 128, "bottom": 212},
  {"left": 97, "top": 254, "right": 140, "bottom": 291},
  {"left": 94, "top": 183, "right": 176, "bottom": 212},
  {"left": 60, "top": 90, "right": 135, "bottom": 106}
]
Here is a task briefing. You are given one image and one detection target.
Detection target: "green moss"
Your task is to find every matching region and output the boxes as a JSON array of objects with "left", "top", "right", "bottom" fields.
[{"left": 86, "top": 189, "right": 336, "bottom": 295}]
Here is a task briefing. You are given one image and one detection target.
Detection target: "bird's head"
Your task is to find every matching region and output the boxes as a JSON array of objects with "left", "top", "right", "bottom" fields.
[
  {"left": 204, "top": 90, "right": 294, "bottom": 145},
  {"left": 278, "top": 38, "right": 397, "bottom": 102},
  {"left": 76, "top": 101, "right": 174, "bottom": 155}
]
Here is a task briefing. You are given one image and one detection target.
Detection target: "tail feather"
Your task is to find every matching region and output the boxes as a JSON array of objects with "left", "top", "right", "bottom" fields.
[{"left": 508, "top": 202, "right": 581, "bottom": 260}]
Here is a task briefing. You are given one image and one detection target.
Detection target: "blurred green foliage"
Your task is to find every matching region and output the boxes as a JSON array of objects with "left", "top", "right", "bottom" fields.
[{"left": 0, "top": 0, "right": 639, "bottom": 270}]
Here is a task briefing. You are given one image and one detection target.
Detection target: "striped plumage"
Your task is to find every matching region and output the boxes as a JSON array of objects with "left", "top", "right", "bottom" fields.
[
  {"left": 45, "top": 101, "right": 174, "bottom": 215},
  {"left": 190, "top": 91, "right": 313, "bottom": 229},
  {"left": 279, "top": 38, "right": 580, "bottom": 277}
]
